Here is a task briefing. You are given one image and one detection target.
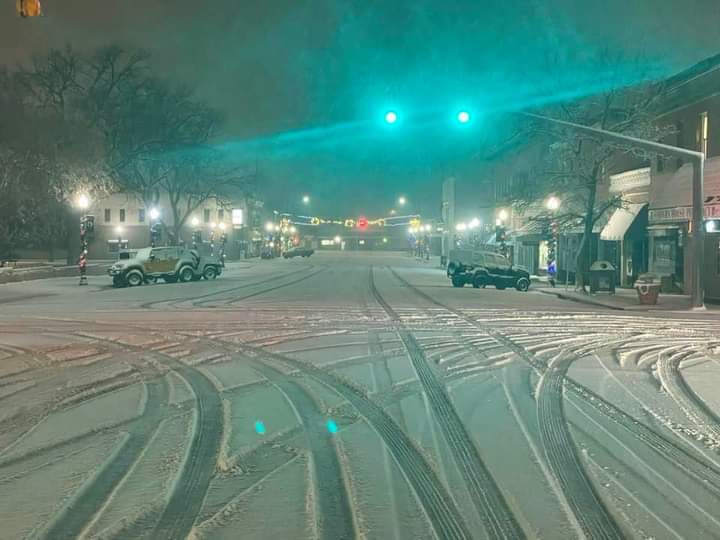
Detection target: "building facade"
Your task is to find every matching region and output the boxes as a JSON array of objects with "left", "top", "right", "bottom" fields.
[{"left": 82, "top": 192, "right": 263, "bottom": 260}]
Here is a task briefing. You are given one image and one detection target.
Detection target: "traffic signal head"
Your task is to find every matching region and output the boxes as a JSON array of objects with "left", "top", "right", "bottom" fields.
[{"left": 17, "top": 0, "right": 42, "bottom": 17}]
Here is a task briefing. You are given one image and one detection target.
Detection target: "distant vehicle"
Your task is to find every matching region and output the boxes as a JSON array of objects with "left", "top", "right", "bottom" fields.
[
  {"left": 447, "top": 249, "right": 531, "bottom": 291},
  {"left": 283, "top": 247, "right": 314, "bottom": 259},
  {"left": 108, "top": 245, "right": 222, "bottom": 287}
]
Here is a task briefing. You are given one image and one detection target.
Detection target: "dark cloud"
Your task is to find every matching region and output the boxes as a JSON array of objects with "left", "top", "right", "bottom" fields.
[{"left": 2, "top": 0, "right": 718, "bottom": 216}]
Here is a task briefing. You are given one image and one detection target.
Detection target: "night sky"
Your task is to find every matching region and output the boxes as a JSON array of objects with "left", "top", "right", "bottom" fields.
[{"left": 2, "top": 0, "right": 719, "bottom": 218}]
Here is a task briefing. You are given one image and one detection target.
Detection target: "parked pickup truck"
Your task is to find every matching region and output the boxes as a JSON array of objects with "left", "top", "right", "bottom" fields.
[
  {"left": 447, "top": 249, "right": 531, "bottom": 291},
  {"left": 108, "top": 244, "right": 223, "bottom": 287}
]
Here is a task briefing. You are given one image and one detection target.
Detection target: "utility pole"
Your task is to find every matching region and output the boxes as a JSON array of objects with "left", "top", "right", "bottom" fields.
[{"left": 520, "top": 112, "right": 705, "bottom": 309}]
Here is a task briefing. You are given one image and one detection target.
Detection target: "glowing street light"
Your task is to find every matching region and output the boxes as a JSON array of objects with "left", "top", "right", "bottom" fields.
[
  {"left": 384, "top": 111, "right": 398, "bottom": 124},
  {"left": 76, "top": 193, "right": 90, "bottom": 210},
  {"left": 456, "top": 223, "right": 467, "bottom": 232},
  {"left": 302, "top": 195, "right": 310, "bottom": 204},
  {"left": 289, "top": 226, "right": 297, "bottom": 234},
  {"left": 424, "top": 224, "right": 432, "bottom": 232},
  {"left": 546, "top": 196, "right": 561, "bottom": 212},
  {"left": 149, "top": 207, "right": 160, "bottom": 221},
  {"left": 469, "top": 217, "right": 481, "bottom": 229},
  {"left": 218, "top": 222, "right": 227, "bottom": 231},
  {"left": 191, "top": 217, "right": 200, "bottom": 227},
  {"left": 115, "top": 226, "right": 124, "bottom": 236},
  {"left": 334, "top": 235, "right": 342, "bottom": 243},
  {"left": 457, "top": 111, "right": 471, "bottom": 124},
  {"left": 498, "top": 209, "right": 509, "bottom": 222},
  {"left": 398, "top": 196, "right": 406, "bottom": 206},
  {"left": 265, "top": 221, "right": 275, "bottom": 232}
]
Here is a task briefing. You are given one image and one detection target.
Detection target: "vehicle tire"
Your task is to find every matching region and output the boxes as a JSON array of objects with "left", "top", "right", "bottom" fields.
[
  {"left": 451, "top": 276, "right": 465, "bottom": 288},
  {"left": 515, "top": 277, "right": 530, "bottom": 292},
  {"left": 203, "top": 266, "right": 218, "bottom": 280},
  {"left": 179, "top": 266, "right": 194, "bottom": 283},
  {"left": 473, "top": 273, "right": 488, "bottom": 289},
  {"left": 125, "top": 270, "right": 143, "bottom": 287},
  {"left": 164, "top": 276, "right": 178, "bottom": 284}
]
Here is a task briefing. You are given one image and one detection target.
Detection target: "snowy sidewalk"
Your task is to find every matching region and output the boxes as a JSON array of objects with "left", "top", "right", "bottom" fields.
[{"left": 534, "top": 284, "right": 697, "bottom": 311}]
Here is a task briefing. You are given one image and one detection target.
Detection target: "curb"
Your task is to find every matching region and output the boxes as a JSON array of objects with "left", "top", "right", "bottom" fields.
[
  {"left": 0, "top": 264, "right": 106, "bottom": 285},
  {"left": 536, "top": 288, "right": 626, "bottom": 311}
]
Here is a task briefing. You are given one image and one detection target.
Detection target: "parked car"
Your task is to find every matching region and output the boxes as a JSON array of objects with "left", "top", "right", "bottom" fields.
[
  {"left": 447, "top": 249, "right": 531, "bottom": 291},
  {"left": 108, "top": 245, "right": 223, "bottom": 287},
  {"left": 283, "top": 247, "right": 314, "bottom": 258}
]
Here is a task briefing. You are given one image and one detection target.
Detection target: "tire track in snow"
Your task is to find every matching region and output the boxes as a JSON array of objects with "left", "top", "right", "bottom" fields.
[
  {"left": 536, "top": 353, "right": 624, "bottom": 539},
  {"left": 151, "top": 355, "right": 224, "bottom": 540},
  {"left": 388, "top": 268, "right": 720, "bottom": 502},
  {"left": 372, "top": 267, "right": 525, "bottom": 540},
  {"left": 220, "top": 267, "right": 327, "bottom": 306},
  {"left": 657, "top": 349, "right": 720, "bottom": 449},
  {"left": 140, "top": 268, "right": 305, "bottom": 309},
  {"left": 41, "top": 369, "right": 169, "bottom": 540},
  {"left": 241, "top": 354, "right": 356, "bottom": 540},
  {"left": 232, "top": 342, "right": 472, "bottom": 540}
]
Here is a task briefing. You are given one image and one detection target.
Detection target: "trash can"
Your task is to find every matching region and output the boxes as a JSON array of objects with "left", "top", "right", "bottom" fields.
[
  {"left": 635, "top": 273, "right": 661, "bottom": 305},
  {"left": 589, "top": 260, "right": 616, "bottom": 294}
]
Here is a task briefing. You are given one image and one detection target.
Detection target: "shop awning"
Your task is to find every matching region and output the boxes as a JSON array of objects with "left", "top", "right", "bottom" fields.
[{"left": 600, "top": 203, "right": 647, "bottom": 241}]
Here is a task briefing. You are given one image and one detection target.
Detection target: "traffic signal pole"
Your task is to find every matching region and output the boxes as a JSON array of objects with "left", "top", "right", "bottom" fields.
[{"left": 520, "top": 112, "right": 706, "bottom": 309}]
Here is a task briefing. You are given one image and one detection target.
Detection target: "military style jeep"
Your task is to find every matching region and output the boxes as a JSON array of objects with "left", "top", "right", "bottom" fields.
[{"left": 108, "top": 245, "right": 222, "bottom": 287}]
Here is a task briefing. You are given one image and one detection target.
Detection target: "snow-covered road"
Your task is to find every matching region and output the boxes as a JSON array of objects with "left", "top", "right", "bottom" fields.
[{"left": 1, "top": 252, "right": 719, "bottom": 539}]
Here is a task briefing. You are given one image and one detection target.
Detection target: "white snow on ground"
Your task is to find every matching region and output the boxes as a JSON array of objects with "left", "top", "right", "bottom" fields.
[
  {"left": 200, "top": 361, "right": 264, "bottom": 391},
  {"left": 83, "top": 412, "right": 194, "bottom": 539},
  {"left": 226, "top": 383, "right": 300, "bottom": 457},
  {"left": 2, "top": 382, "right": 144, "bottom": 459},
  {"left": 0, "top": 432, "right": 122, "bottom": 539},
  {"left": 337, "top": 419, "right": 434, "bottom": 540},
  {"left": 193, "top": 454, "right": 312, "bottom": 540}
]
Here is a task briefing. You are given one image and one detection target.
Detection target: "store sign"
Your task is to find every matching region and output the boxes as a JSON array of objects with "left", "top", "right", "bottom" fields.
[
  {"left": 609, "top": 167, "right": 651, "bottom": 193},
  {"left": 649, "top": 204, "right": 720, "bottom": 222}
]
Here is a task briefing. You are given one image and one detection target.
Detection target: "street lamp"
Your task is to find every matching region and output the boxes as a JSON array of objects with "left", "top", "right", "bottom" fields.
[
  {"left": 191, "top": 216, "right": 200, "bottom": 227},
  {"left": 545, "top": 196, "right": 561, "bottom": 212},
  {"left": 76, "top": 193, "right": 90, "bottom": 210},
  {"left": 457, "top": 110, "right": 471, "bottom": 124},
  {"left": 398, "top": 196, "right": 406, "bottom": 206},
  {"left": 265, "top": 221, "right": 275, "bottom": 233},
  {"left": 149, "top": 207, "right": 160, "bottom": 221},
  {"left": 302, "top": 195, "right": 310, "bottom": 204},
  {"left": 498, "top": 209, "right": 509, "bottom": 222}
]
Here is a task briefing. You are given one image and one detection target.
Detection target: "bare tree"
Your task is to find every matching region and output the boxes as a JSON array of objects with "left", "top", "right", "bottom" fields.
[
  {"left": 502, "top": 53, "right": 672, "bottom": 290},
  {"left": 163, "top": 150, "right": 254, "bottom": 242}
]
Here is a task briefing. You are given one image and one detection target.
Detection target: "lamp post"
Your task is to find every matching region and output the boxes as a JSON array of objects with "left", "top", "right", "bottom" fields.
[
  {"left": 545, "top": 196, "right": 561, "bottom": 287},
  {"left": 75, "top": 194, "right": 91, "bottom": 286}
]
